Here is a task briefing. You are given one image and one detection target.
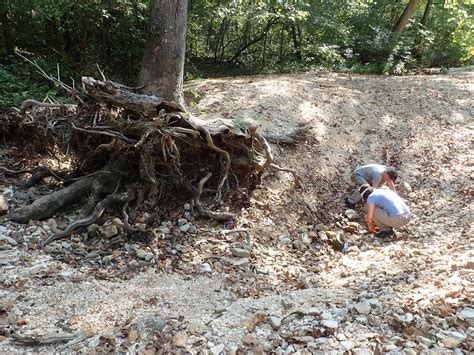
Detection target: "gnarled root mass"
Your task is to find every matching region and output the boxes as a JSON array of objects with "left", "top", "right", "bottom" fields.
[{"left": 4, "top": 75, "right": 299, "bottom": 245}]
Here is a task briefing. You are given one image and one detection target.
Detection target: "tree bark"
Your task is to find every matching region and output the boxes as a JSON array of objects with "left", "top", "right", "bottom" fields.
[
  {"left": 392, "top": 0, "right": 420, "bottom": 35},
  {"left": 413, "top": 0, "right": 433, "bottom": 61},
  {"left": 290, "top": 24, "right": 302, "bottom": 60},
  {"left": 138, "top": 0, "right": 188, "bottom": 110}
]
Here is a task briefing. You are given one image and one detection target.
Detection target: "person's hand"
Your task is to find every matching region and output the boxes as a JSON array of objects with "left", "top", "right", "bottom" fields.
[{"left": 367, "top": 220, "right": 376, "bottom": 233}]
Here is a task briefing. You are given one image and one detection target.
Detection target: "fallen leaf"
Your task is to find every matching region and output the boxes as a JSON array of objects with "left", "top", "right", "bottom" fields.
[{"left": 128, "top": 330, "right": 139, "bottom": 342}]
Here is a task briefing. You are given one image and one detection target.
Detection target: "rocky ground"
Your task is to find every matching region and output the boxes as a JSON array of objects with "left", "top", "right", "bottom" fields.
[{"left": 0, "top": 70, "right": 473, "bottom": 354}]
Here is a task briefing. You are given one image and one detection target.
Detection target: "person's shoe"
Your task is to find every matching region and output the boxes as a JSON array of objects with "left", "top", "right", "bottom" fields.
[{"left": 376, "top": 230, "right": 396, "bottom": 239}]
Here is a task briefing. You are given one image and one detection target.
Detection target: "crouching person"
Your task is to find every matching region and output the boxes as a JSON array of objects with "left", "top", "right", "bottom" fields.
[{"left": 360, "top": 184, "right": 411, "bottom": 238}]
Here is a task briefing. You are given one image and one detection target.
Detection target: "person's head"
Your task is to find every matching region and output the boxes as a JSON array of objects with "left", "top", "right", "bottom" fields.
[
  {"left": 359, "top": 184, "right": 373, "bottom": 201},
  {"left": 383, "top": 167, "right": 398, "bottom": 183}
]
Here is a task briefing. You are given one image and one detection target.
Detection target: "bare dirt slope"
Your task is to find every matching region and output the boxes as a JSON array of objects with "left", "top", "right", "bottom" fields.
[{"left": 1, "top": 71, "right": 473, "bottom": 353}]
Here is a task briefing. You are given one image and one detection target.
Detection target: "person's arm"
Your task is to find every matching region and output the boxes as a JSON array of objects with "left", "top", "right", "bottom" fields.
[
  {"left": 366, "top": 203, "right": 376, "bottom": 233},
  {"left": 386, "top": 179, "right": 396, "bottom": 192},
  {"left": 372, "top": 175, "right": 382, "bottom": 188}
]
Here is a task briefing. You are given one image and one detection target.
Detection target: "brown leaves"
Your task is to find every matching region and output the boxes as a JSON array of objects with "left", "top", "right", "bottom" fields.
[{"left": 245, "top": 311, "right": 268, "bottom": 332}]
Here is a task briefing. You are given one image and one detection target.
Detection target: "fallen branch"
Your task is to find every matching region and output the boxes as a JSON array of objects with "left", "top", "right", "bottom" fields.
[
  {"left": 19, "top": 99, "right": 76, "bottom": 115},
  {"left": 11, "top": 330, "right": 86, "bottom": 346}
]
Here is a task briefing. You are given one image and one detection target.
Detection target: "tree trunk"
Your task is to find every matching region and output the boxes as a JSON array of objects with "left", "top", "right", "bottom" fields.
[
  {"left": 392, "top": 0, "right": 420, "bottom": 35},
  {"left": 430, "top": 0, "right": 448, "bottom": 67},
  {"left": 413, "top": 0, "right": 433, "bottom": 61},
  {"left": 290, "top": 24, "right": 302, "bottom": 60},
  {"left": 387, "top": 0, "right": 420, "bottom": 58},
  {"left": 138, "top": 0, "right": 188, "bottom": 110}
]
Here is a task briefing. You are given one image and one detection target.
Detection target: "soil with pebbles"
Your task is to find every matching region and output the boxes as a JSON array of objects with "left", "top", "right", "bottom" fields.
[{"left": 1, "top": 69, "right": 473, "bottom": 353}]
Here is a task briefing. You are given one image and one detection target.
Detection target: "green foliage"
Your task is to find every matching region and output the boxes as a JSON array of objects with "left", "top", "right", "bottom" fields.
[
  {"left": 0, "top": 62, "right": 68, "bottom": 107},
  {"left": 0, "top": 0, "right": 472, "bottom": 105}
]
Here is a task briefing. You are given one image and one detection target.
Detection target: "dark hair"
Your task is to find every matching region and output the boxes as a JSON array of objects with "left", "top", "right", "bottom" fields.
[
  {"left": 359, "top": 184, "right": 373, "bottom": 201},
  {"left": 385, "top": 167, "right": 398, "bottom": 182}
]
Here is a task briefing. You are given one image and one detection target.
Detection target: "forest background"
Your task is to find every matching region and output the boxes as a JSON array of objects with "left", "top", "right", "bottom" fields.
[{"left": 0, "top": 0, "right": 472, "bottom": 107}]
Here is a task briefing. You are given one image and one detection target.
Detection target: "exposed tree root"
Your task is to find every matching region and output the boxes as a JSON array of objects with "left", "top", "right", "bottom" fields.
[
  {"left": 25, "top": 166, "right": 68, "bottom": 187},
  {"left": 7, "top": 159, "right": 129, "bottom": 223},
  {"left": 270, "top": 163, "right": 301, "bottom": 188},
  {"left": 41, "top": 189, "right": 133, "bottom": 247},
  {"left": 194, "top": 172, "right": 234, "bottom": 221},
  {"left": 6, "top": 70, "right": 299, "bottom": 243}
]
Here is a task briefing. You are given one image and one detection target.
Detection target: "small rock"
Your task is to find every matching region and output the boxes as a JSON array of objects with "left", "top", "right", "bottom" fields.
[
  {"left": 102, "top": 255, "right": 113, "bottom": 265},
  {"left": 269, "top": 316, "right": 282, "bottom": 329},
  {"left": 441, "top": 336, "right": 461, "bottom": 349},
  {"left": 178, "top": 218, "right": 188, "bottom": 226},
  {"left": 214, "top": 305, "right": 227, "bottom": 314},
  {"left": 368, "top": 314, "right": 381, "bottom": 326},
  {"left": 172, "top": 332, "right": 188, "bottom": 347},
  {"left": 353, "top": 349, "right": 371, "bottom": 355},
  {"left": 87, "top": 224, "right": 100, "bottom": 236},
  {"left": 317, "top": 231, "right": 328, "bottom": 241},
  {"left": 301, "top": 234, "right": 312, "bottom": 247},
  {"left": 344, "top": 209, "right": 358, "bottom": 221},
  {"left": 279, "top": 236, "right": 292, "bottom": 245},
  {"left": 0, "top": 242, "right": 12, "bottom": 250},
  {"left": 230, "top": 247, "right": 250, "bottom": 258},
  {"left": 184, "top": 203, "right": 191, "bottom": 211},
  {"left": 446, "top": 331, "right": 465, "bottom": 341},
  {"left": 136, "top": 249, "right": 153, "bottom": 261},
  {"left": 188, "top": 225, "right": 197, "bottom": 234},
  {"left": 340, "top": 340, "right": 355, "bottom": 351},
  {"left": 242, "top": 335, "right": 259, "bottom": 346},
  {"left": 2, "top": 188, "right": 14, "bottom": 199},
  {"left": 396, "top": 313, "right": 414, "bottom": 324},
  {"left": 179, "top": 223, "right": 191, "bottom": 233},
  {"left": 0, "top": 194, "right": 9, "bottom": 215},
  {"left": 416, "top": 335, "right": 432, "bottom": 347},
  {"left": 135, "top": 223, "right": 147, "bottom": 231},
  {"left": 458, "top": 307, "right": 474, "bottom": 323},
  {"left": 100, "top": 224, "right": 118, "bottom": 239},
  {"left": 399, "top": 181, "right": 412, "bottom": 193},
  {"left": 0, "top": 236, "right": 17, "bottom": 246},
  {"left": 403, "top": 348, "right": 417, "bottom": 355},
  {"left": 314, "top": 223, "right": 327, "bottom": 231},
  {"left": 201, "top": 263, "right": 212, "bottom": 273},
  {"left": 222, "top": 257, "right": 249, "bottom": 267},
  {"left": 354, "top": 302, "right": 371, "bottom": 315},
  {"left": 347, "top": 245, "right": 360, "bottom": 254},
  {"left": 321, "top": 320, "right": 338, "bottom": 329},
  {"left": 136, "top": 316, "right": 166, "bottom": 333},
  {"left": 210, "top": 343, "right": 225, "bottom": 355},
  {"left": 159, "top": 226, "right": 171, "bottom": 234},
  {"left": 112, "top": 218, "right": 124, "bottom": 230},
  {"left": 128, "top": 260, "right": 139, "bottom": 269}
]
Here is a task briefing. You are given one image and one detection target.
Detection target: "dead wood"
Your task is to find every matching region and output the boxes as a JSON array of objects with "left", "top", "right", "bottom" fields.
[
  {"left": 41, "top": 189, "right": 133, "bottom": 247},
  {"left": 82, "top": 76, "right": 182, "bottom": 116},
  {"left": 6, "top": 68, "right": 298, "bottom": 241},
  {"left": 19, "top": 99, "right": 76, "bottom": 115},
  {"left": 7, "top": 159, "right": 129, "bottom": 223},
  {"left": 11, "top": 330, "right": 86, "bottom": 346}
]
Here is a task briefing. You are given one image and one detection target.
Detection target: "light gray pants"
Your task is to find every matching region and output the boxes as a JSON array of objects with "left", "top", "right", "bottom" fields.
[
  {"left": 372, "top": 207, "right": 411, "bottom": 231},
  {"left": 347, "top": 173, "right": 369, "bottom": 204}
]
